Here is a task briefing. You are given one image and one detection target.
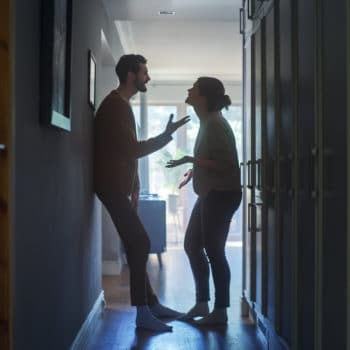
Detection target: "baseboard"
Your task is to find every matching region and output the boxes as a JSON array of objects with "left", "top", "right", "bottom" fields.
[
  {"left": 244, "top": 298, "right": 290, "bottom": 350},
  {"left": 102, "top": 259, "right": 122, "bottom": 275},
  {"left": 70, "top": 291, "right": 105, "bottom": 350},
  {"left": 241, "top": 294, "right": 250, "bottom": 317}
]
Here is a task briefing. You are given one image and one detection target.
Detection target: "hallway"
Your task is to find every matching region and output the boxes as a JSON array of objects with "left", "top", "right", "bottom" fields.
[
  {"left": 88, "top": 246, "right": 263, "bottom": 350},
  {"left": 4, "top": 0, "right": 350, "bottom": 348}
]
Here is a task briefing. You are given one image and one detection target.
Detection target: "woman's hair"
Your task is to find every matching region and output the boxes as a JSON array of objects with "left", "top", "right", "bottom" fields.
[{"left": 197, "top": 77, "right": 231, "bottom": 112}]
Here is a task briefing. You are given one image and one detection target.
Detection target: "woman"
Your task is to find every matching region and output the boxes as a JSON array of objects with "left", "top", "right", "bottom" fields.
[{"left": 166, "top": 77, "right": 242, "bottom": 326}]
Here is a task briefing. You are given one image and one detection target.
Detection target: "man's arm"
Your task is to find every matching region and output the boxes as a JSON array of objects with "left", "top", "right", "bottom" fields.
[{"left": 128, "top": 114, "right": 190, "bottom": 159}]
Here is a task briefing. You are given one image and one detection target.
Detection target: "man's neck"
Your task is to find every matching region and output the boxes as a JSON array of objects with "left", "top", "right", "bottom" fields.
[{"left": 116, "top": 84, "right": 136, "bottom": 102}]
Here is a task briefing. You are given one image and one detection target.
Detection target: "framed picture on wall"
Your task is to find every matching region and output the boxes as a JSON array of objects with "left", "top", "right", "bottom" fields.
[
  {"left": 40, "top": 0, "right": 72, "bottom": 131},
  {"left": 88, "top": 50, "right": 96, "bottom": 110}
]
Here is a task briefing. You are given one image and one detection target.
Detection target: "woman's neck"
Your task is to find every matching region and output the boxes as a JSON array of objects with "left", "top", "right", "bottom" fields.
[{"left": 194, "top": 106, "right": 221, "bottom": 121}]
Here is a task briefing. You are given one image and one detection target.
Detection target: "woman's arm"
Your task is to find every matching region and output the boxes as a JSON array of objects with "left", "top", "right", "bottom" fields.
[{"left": 166, "top": 155, "right": 232, "bottom": 172}]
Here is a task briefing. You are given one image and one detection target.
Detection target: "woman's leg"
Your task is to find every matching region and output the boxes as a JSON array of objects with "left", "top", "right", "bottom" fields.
[
  {"left": 184, "top": 198, "right": 210, "bottom": 304},
  {"left": 195, "top": 191, "right": 241, "bottom": 325},
  {"left": 203, "top": 191, "right": 242, "bottom": 308},
  {"left": 179, "top": 199, "right": 210, "bottom": 320}
]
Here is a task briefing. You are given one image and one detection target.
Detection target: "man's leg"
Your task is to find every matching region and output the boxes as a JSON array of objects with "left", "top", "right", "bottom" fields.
[
  {"left": 99, "top": 192, "right": 172, "bottom": 331},
  {"left": 100, "top": 193, "right": 155, "bottom": 305}
]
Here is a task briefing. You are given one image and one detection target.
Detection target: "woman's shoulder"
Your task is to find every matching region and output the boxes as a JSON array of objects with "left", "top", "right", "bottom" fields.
[{"left": 207, "top": 116, "right": 232, "bottom": 133}]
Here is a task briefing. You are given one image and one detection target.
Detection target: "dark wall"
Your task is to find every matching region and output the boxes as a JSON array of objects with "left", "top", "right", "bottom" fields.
[{"left": 13, "top": 0, "right": 121, "bottom": 349}]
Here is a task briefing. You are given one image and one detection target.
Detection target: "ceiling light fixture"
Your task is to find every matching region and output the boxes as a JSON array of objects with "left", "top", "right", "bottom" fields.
[{"left": 158, "top": 10, "right": 176, "bottom": 15}]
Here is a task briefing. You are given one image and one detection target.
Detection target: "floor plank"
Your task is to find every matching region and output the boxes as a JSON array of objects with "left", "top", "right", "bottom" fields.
[{"left": 88, "top": 246, "right": 263, "bottom": 350}]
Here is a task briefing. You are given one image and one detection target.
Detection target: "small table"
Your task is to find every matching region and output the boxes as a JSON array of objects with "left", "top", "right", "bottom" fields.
[{"left": 138, "top": 196, "right": 166, "bottom": 266}]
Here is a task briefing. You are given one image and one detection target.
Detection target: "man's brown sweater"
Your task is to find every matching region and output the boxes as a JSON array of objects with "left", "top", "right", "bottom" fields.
[{"left": 94, "top": 90, "right": 172, "bottom": 196}]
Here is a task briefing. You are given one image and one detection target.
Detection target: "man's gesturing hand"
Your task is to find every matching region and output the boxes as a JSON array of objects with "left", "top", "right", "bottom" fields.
[{"left": 165, "top": 114, "right": 190, "bottom": 136}]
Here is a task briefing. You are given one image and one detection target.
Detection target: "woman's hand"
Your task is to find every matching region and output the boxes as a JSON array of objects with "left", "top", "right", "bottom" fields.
[
  {"left": 165, "top": 156, "right": 194, "bottom": 168},
  {"left": 178, "top": 169, "right": 193, "bottom": 189}
]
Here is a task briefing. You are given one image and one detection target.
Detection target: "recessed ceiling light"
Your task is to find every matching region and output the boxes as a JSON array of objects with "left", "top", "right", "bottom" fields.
[{"left": 158, "top": 10, "right": 176, "bottom": 15}]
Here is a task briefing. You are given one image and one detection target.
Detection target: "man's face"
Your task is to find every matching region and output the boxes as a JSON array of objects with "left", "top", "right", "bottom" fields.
[{"left": 134, "top": 63, "right": 151, "bottom": 92}]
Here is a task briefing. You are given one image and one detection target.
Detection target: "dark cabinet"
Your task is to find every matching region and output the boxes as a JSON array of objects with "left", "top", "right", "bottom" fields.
[
  {"left": 241, "top": 0, "right": 349, "bottom": 348},
  {"left": 319, "top": 0, "right": 347, "bottom": 348},
  {"left": 278, "top": 0, "right": 294, "bottom": 343},
  {"left": 252, "top": 21, "right": 266, "bottom": 316},
  {"left": 296, "top": 0, "right": 316, "bottom": 348},
  {"left": 264, "top": 4, "right": 277, "bottom": 329}
]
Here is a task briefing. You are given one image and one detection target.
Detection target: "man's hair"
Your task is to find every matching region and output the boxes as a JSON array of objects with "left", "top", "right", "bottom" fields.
[{"left": 115, "top": 54, "right": 147, "bottom": 83}]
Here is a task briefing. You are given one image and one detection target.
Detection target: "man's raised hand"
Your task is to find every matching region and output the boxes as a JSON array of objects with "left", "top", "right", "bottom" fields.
[{"left": 165, "top": 114, "right": 190, "bottom": 136}]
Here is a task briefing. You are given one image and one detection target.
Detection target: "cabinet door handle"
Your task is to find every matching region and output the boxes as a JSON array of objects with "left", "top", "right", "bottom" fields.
[
  {"left": 239, "top": 8, "right": 244, "bottom": 34},
  {"left": 240, "top": 162, "right": 244, "bottom": 188},
  {"left": 255, "top": 202, "right": 263, "bottom": 232},
  {"left": 310, "top": 146, "right": 318, "bottom": 199},
  {"left": 248, "top": 203, "right": 253, "bottom": 232},
  {"left": 247, "top": 0, "right": 253, "bottom": 19},
  {"left": 247, "top": 160, "right": 252, "bottom": 189},
  {"left": 256, "top": 158, "right": 262, "bottom": 190}
]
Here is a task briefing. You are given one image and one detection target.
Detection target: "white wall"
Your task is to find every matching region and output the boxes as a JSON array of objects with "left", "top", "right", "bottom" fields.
[
  {"left": 144, "top": 80, "right": 242, "bottom": 105},
  {"left": 97, "top": 65, "right": 118, "bottom": 106}
]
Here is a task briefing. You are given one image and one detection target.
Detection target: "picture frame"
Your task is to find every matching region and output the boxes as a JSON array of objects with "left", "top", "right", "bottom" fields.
[
  {"left": 40, "top": 0, "right": 72, "bottom": 131},
  {"left": 88, "top": 50, "right": 96, "bottom": 110}
]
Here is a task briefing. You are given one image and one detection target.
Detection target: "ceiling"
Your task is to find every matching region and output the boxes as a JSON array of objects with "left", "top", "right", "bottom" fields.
[{"left": 102, "top": 0, "right": 243, "bottom": 82}]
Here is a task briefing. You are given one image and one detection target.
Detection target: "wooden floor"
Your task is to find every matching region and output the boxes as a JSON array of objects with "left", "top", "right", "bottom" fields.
[{"left": 87, "top": 246, "right": 263, "bottom": 350}]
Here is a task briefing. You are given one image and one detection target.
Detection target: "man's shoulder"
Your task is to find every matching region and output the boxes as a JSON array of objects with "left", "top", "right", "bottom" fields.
[
  {"left": 96, "top": 90, "right": 131, "bottom": 117},
  {"left": 100, "top": 90, "right": 123, "bottom": 107}
]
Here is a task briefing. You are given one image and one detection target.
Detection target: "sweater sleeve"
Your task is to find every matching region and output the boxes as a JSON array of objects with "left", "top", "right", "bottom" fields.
[
  {"left": 115, "top": 107, "right": 173, "bottom": 160},
  {"left": 134, "top": 133, "right": 173, "bottom": 158}
]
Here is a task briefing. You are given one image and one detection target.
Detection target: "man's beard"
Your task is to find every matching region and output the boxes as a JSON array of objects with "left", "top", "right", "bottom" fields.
[{"left": 135, "top": 80, "right": 147, "bottom": 92}]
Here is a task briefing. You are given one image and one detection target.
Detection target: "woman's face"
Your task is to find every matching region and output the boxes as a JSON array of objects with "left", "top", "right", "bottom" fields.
[{"left": 185, "top": 81, "right": 203, "bottom": 107}]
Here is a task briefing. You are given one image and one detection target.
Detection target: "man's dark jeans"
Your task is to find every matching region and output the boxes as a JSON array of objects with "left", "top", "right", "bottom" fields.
[{"left": 98, "top": 192, "right": 158, "bottom": 306}]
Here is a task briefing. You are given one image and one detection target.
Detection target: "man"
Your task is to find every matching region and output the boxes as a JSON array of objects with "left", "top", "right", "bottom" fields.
[{"left": 94, "top": 54, "right": 189, "bottom": 332}]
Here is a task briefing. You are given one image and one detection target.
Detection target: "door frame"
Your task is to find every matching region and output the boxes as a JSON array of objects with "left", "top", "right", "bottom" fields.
[
  {"left": 347, "top": 1, "right": 350, "bottom": 349},
  {"left": 0, "top": 0, "right": 13, "bottom": 348}
]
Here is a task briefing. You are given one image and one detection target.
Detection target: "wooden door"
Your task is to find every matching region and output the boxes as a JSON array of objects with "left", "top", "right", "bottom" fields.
[
  {"left": 318, "top": 0, "right": 347, "bottom": 348},
  {"left": 296, "top": 0, "right": 316, "bottom": 348},
  {"left": 243, "top": 36, "right": 255, "bottom": 303},
  {"left": 0, "top": 0, "right": 13, "bottom": 349},
  {"left": 252, "top": 21, "right": 267, "bottom": 316},
  {"left": 278, "top": 0, "right": 294, "bottom": 344},
  {"left": 264, "top": 5, "right": 278, "bottom": 328}
]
